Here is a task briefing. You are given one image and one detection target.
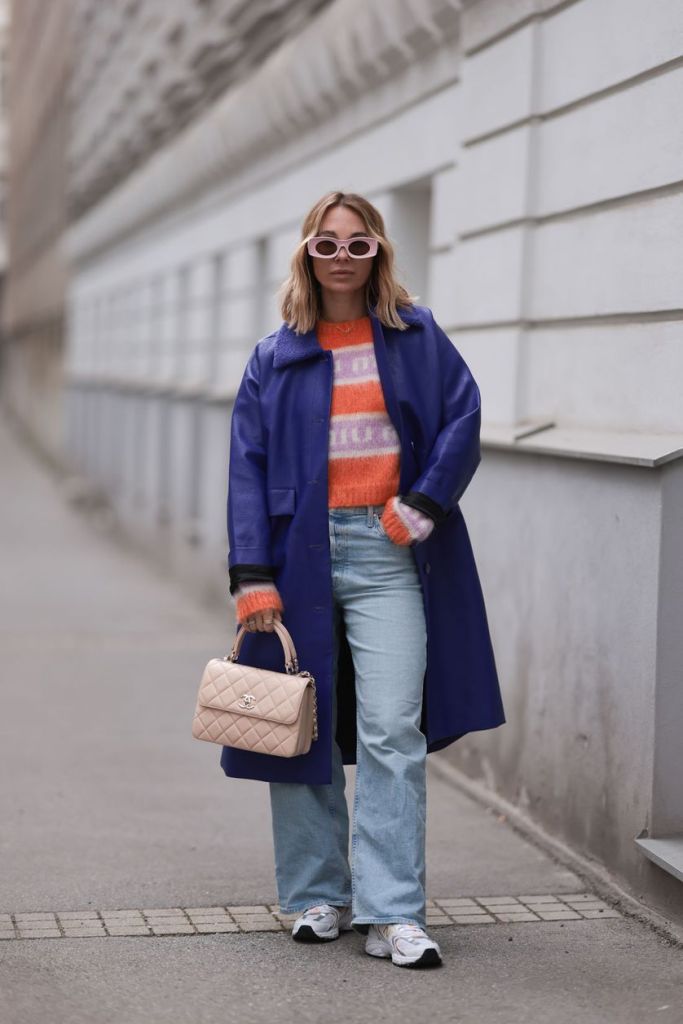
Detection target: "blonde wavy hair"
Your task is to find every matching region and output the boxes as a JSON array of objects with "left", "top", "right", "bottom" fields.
[{"left": 278, "top": 190, "right": 418, "bottom": 334}]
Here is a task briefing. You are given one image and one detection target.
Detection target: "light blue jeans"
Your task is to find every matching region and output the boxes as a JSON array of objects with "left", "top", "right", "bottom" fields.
[{"left": 269, "top": 504, "right": 429, "bottom": 931}]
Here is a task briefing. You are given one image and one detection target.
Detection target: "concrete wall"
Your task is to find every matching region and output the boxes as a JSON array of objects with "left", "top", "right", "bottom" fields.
[
  {"left": 459, "top": 450, "right": 683, "bottom": 925},
  {"left": 16, "top": 0, "right": 683, "bottom": 922},
  {"left": 445, "top": 0, "right": 683, "bottom": 922}
]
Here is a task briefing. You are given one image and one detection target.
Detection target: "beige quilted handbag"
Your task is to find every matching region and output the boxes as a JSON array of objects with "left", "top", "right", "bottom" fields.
[{"left": 192, "top": 620, "right": 318, "bottom": 757}]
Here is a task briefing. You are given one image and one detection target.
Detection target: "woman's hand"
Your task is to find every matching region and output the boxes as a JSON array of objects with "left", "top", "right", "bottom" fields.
[
  {"left": 245, "top": 608, "right": 282, "bottom": 633},
  {"left": 233, "top": 581, "right": 284, "bottom": 631},
  {"left": 380, "top": 495, "right": 435, "bottom": 545}
]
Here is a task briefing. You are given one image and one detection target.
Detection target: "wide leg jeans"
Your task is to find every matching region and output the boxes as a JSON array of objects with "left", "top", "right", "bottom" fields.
[{"left": 268, "top": 503, "right": 429, "bottom": 931}]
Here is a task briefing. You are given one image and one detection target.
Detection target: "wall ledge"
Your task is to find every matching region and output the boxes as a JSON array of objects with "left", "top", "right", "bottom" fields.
[
  {"left": 635, "top": 836, "right": 683, "bottom": 884},
  {"left": 481, "top": 421, "right": 683, "bottom": 468}
]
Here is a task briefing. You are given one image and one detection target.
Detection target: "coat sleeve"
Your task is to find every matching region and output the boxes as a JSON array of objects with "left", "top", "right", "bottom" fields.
[
  {"left": 401, "top": 310, "right": 481, "bottom": 525},
  {"left": 227, "top": 345, "right": 276, "bottom": 589}
]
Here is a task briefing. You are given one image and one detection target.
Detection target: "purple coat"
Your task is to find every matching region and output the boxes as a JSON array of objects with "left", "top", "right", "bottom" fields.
[{"left": 221, "top": 303, "right": 505, "bottom": 784}]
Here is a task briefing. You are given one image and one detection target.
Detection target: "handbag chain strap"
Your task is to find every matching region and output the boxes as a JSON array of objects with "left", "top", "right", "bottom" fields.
[{"left": 299, "top": 671, "right": 319, "bottom": 741}]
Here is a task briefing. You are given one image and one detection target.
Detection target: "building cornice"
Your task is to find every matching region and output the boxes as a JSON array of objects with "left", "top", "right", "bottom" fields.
[{"left": 66, "top": 0, "right": 461, "bottom": 265}]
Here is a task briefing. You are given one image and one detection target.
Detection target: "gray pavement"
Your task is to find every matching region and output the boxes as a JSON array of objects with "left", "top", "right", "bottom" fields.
[{"left": 1, "top": 408, "right": 681, "bottom": 1024}]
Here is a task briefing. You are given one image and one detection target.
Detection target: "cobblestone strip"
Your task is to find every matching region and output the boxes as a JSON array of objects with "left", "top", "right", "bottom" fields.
[{"left": 0, "top": 894, "right": 621, "bottom": 940}]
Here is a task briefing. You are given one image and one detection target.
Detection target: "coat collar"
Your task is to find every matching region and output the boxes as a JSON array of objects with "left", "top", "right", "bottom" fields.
[{"left": 272, "top": 303, "right": 423, "bottom": 369}]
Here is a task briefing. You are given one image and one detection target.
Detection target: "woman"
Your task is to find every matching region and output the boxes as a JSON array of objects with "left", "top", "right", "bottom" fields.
[{"left": 226, "top": 190, "right": 505, "bottom": 969}]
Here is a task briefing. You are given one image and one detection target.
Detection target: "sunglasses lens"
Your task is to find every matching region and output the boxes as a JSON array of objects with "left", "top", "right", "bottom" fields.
[
  {"left": 348, "top": 239, "right": 372, "bottom": 256},
  {"left": 313, "top": 238, "right": 337, "bottom": 256}
]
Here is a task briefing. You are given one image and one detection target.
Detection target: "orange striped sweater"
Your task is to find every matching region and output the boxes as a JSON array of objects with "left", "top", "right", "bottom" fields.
[
  {"left": 233, "top": 314, "right": 434, "bottom": 624},
  {"left": 317, "top": 314, "right": 401, "bottom": 505}
]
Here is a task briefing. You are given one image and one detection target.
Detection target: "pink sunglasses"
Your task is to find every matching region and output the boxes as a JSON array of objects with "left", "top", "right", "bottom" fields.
[{"left": 307, "top": 236, "right": 379, "bottom": 259}]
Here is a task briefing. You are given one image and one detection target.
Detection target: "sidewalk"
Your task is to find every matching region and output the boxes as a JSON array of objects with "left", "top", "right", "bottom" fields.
[{"left": 1, "top": 408, "right": 681, "bottom": 1024}]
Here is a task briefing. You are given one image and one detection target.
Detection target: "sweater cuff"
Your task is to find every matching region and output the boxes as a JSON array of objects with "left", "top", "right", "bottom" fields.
[
  {"left": 234, "top": 582, "right": 284, "bottom": 624},
  {"left": 381, "top": 495, "right": 435, "bottom": 546}
]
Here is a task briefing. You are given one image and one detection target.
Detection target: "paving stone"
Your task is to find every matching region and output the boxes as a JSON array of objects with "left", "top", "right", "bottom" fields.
[
  {"left": 434, "top": 898, "right": 479, "bottom": 908},
  {"left": 0, "top": 932, "right": 17, "bottom": 940},
  {"left": 18, "top": 928, "right": 62, "bottom": 938},
  {"left": 0, "top": 914, "right": 14, "bottom": 925},
  {"left": 101, "top": 919, "right": 146, "bottom": 927},
  {"left": 62, "top": 920, "right": 106, "bottom": 929},
  {"left": 425, "top": 916, "right": 451, "bottom": 925},
  {"left": 439, "top": 903, "right": 488, "bottom": 913},
  {"left": 187, "top": 921, "right": 232, "bottom": 929},
  {"left": 184, "top": 907, "right": 229, "bottom": 916},
  {"left": 144, "top": 922, "right": 192, "bottom": 931},
  {"left": 143, "top": 908, "right": 185, "bottom": 917},
  {"left": 57, "top": 912, "right": 100, "bottom": 920},
  {"left": 16, "top": 926, "right": 60, "bottom": 934},
  {"left": 233, "top": 921, "right": 282, "bottom": 929},
  {"left": 195, "top": 923, "right": 240, "bottom": 933},
  {"left": 519, "top": 895, "right": 561, "bottom": 904},
  {"left": 493, "top": 911, "right": 541, "bottom": 922},
  {"left": 61, "top": 928, "right": 107, "bottom": 938},
  {"left": 564, "top": 900, "right": 609, "bottom": 910},
  {"left": 521, "top": 903, "right": 567, "bottom": 911},
  {"left": 15, "top": 913, "right": 58, "bottom": 922},
  {"left": 520, "top": 894, "right": 566, "bottom": 900},
  {"left": 579, "top": 908, "right": 622, "bottom": 918},
  {"left": 150, "top": 925, "right": 196, "bottom": 935},
  {"left": 230, "top": 910, "right": 278, "bottom": 916},
  {"left": 535, "top": 909, "right": 583, "bottom": 920},
  {"left": 557, "top": 893, "right": 594, "bottom": 901},
  {"left": 452, "top": 914, "right": 496, "bottom": 924},
  {"left": 61, "top": 926, "right": 106, "bottom": 934},
  {"left": 237, "top": 920, "right": 283, "bottom": 931},
  {"left": 101, "top": 910, "right": 146, "bottom": 919},
  {"left": 142, "top": 917, "right": 189, "bottom": 925},
  {"left": 477, "top": 897, "right": 522, "bottom": 906},
  {"left": 225, "top": 909, "right": 270, "bottom": 917},
  {"left": 106, "top": 926, "right": 152, "bottom": 936}
]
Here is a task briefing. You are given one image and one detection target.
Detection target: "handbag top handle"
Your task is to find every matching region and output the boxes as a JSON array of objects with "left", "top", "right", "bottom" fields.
[{"left": 227, "top": 620, "right": 300, "bottom": 673}]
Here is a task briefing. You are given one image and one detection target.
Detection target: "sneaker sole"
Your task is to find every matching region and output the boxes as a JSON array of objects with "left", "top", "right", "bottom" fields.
[
  {"left": 394, "top": 947, "right": 443, "bottom": 968},
  {"left": 366, "top": 940, "right": 443, "bottom": 967},
  {"left": 292, "top": 924, "right": 340, "bottom": 942}
]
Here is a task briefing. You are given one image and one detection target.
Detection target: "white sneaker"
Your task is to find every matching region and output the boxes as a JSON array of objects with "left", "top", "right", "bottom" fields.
[
  {"left": 291, "top": 903, "right": 353, "bottom": 942},
  {"left": 365, "top": 923, "right": 443, "bottom": 967}
]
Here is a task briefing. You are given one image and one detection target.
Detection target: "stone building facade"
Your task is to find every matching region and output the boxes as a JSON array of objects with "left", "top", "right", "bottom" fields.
[
  {"left": 1, "top": 0, "right": 70, "bottom": 462},
  {"left": 3, "top": 0, "right": 683, "bottom": 925}
]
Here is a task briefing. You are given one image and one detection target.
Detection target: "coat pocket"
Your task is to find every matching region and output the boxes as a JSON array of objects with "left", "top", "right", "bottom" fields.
[{"left": 267, "top": 487, "right": 296, "bottom": 516}]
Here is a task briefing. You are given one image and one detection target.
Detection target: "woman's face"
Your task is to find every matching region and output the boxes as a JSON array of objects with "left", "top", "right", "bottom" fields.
[{"left": 309, "top": 205, "right": 375, "bottom": 300}]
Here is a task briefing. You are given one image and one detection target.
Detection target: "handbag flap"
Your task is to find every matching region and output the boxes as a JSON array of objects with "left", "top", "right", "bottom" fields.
[{"left": 198, "top": 658, "right": 311, "bottom": 725}]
